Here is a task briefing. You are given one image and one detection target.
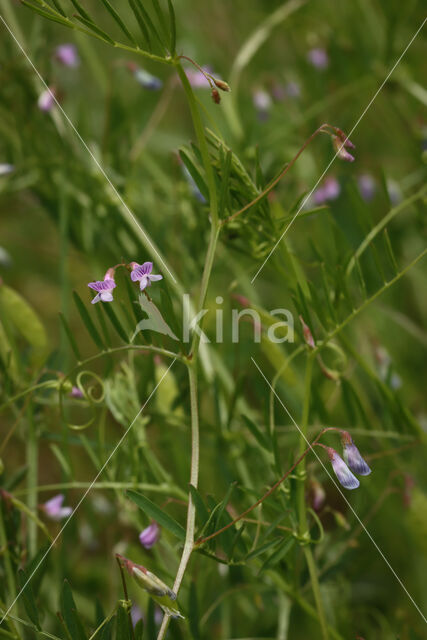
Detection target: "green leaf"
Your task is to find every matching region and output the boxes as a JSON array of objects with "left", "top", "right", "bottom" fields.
[
  {"left": 259, "top": 536, "right": 295, "bottom": 573},
  {"left": 150, "top": 0, "right": 169, "bottom": 44},
  {"left": 73, "top": 291, "right": 105, "bottom": 350},
  {"left": 99, "top": 0, "right": 137, "bottom": 45},
  {"left": 17, "top": 568, "right": 40, "bottom": 629},
  {"left": 245, "top": 536, "right": 282, "bottom": 561},
  {"left": 189, "top": 484, "right": 209, "bottom": 525},
  {"left": 179, "top": 149, "right": 209, "bottom": 202},
  {"left": 101, "top": 303, "right": 129, "bottom": 343},
  {"left": 21, "top": 1, "right": 72, "bottom": 27},
  {"left": 60, "top": 580, "right": 87, "bottom": 640},
  {"left": 126, "top": 490, "right": 185, "bottom": 540},
  {"left": 73, "top": 15, "right": 116, "bottom": 45},
  {"left": 128, "top": 0, "right": 152, "bottom": 50},
  {"left": 188, "top": 581, "right": 200, "bottom": 640},
  {"left": 116, "top": 603, "right": 132, "bottom": 640},
  {"left": 241, "top": 414, "right": 269, "bottom": 451},
  {"left": 133, "top": 0, "right": 167, "bottom": 51},
  {"left": 218, "top": 148, "right": 232, "bottom": 218},
  {"left": 59, "top": 312, "right": 81, "bottom": 360},
  {"left": 69, "top": 0, "right": 92, "bottom": 21},
  {"left": 166, "top": 0, "right": 176, "bottom": 53},
  {"left": 0, "top": 285, "right": 48, "bottom": 368},
  {"left": 50, "top": 0, "right": 66, "bottom": 16},
  {"left": 134, "top": 619, "right": 144, "bottom": 640}
]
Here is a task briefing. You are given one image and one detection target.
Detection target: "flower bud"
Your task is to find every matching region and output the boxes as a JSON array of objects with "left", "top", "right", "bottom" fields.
[
  {"left": 214, "top": 78, "right": 230, "bottom": 92},
  {"left": 139, "top": 521, "right": 160, "bottom": 549},
  {"left": 341, "top": 432, "right": 371, "bottom": 476},
  {"left": 299, "top": 316, "right": 315, "bottom": 349},
  {"left": 211, "top": 88, "right": 221, "bottom": 104}
]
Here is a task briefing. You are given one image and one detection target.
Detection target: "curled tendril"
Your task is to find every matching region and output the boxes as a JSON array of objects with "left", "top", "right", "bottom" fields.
[
  {"left": 317, "top": 341, "right": 348, "bottom": 380},
  {"left": 59, "top": 370, "right": 105, "bottom": 431}
]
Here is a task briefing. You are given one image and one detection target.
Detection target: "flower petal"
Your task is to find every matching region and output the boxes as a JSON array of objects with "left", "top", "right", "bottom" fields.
[
  {"left": 91, "top": 293, "right": 101, "bottom": 304},
  {"left": 330, "top": 451, "right": 360, "bottom": 490},
  {"left": 344, "top": 443, "right": 371, "bottom": 476},
  {"left": 100, "top": 291, "right": 114, "bottom": 302},
  {"left": 148, "top": 274, "right": 163, "bottom": 282},
  {"left": 139, "top": 276, "right": 149, "bottom": 291}
]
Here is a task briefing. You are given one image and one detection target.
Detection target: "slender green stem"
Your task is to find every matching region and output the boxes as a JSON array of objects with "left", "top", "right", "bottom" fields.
[
  {"left": 14, "top": 481, "right": 186, "bottom": 500},
  {"left": 157, "top": 363, "right": 199, "bottom": 640},
  {"left": 0, "top": 506, "right": 16, "bottom": 620},
  {"left": 26, "top": 406, "right": 38, "bottom": 558},
  {"left": 174, "top": 61, "right": 219, "bottom": 225},
  {"left": 296, "top": 354, "right": 329, "bottom": 640}
]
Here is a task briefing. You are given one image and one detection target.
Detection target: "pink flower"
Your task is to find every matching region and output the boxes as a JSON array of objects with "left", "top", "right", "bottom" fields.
[
  {"left": 307, "top": 48, "right": 329, "bottom": 70},
  {"left": 42, "top": 494, "right": 72, "bottom": 520},
  {"left": 130, "top": 262, "right": 163, "bottom": 291},
  {"left": 332, "top": 131, "right": 355, "bottom": 163},
  {"left": 69, "top": 386, "right": 83, "bottom": 398},
  {"left": 88, "top": 268, "right": 116, "bottom": 304},
  {"left": 299, "top": 316, "right": 315, "bottom": 349},
  {"left": 55, "top": 44, "right": 79, "bottom": 68},
  {"left": 139, "top": 522, "right": 160, "bottom": 549},
  {"left": 38, "top": 87, "right": 56, "bottom": 112}
]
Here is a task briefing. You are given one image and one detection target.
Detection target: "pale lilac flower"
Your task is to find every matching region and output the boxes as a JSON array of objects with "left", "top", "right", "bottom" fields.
[
  {"left": 387, "top": 180, "right": 402, "bottom": 205},
  {"left": 130, "top": 262, "right": 163, "bottom": 291},
  {"left": 139, "top": 522, "right": 160, "bottom": 549},
  {"left": 358, "top": 174, "right": 376, "bottom": 201},
  {"left": 134, "top": 68, "right": 163, "bottom": 90},
  {"left": 313, "top": 177, "right": 341, "bottom": 204},
  {"left": 307, "top": 48, "right": 329, "bottom": 70},
  {"left": 341, "top": 434, "right": 371, "bottom": 476},
  {"left": 88, "top": 268, "right": 116, "bottom": 304},
  {"left": 70, "top": 386, "right": 83, "bottom": 398},
  {"left": 42, "top": 494, "right": 72, "bottom": 520},
  {"left": 38, "top": 87, "right": 56, "bottom": 112},
  {"left": 327, "top": 448, "right": 360, "bottom": 490},
  {"left": 131, "top": 605, "right": 144, "bottom": 626},
  {"left": 55, "top": 44, "right": 79, "bottom": 68},
  {"left": 253, "top": 88, "right": 272, "bottom": 121},
  {"left": 186, "top": 66, "right": 214, "bottom": 88},
  {"left": 0, "top": 164, "right": 14, "bottom": 176}
]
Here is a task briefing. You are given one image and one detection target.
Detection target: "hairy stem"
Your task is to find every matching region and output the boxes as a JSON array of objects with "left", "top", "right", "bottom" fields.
[{"left": 26, "top": 406, "right": 38, "bottom": 558}]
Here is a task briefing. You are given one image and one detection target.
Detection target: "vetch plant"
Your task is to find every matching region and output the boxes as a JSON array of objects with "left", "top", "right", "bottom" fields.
[{"left": 0, "top": 2, "right": 426, "bottom": 640}]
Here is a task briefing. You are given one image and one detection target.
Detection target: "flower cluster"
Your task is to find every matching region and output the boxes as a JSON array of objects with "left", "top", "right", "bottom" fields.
[
  {"left": 87, "top": 261, "right": 163, "bottom": 304},
  {"left": 324, "top": 431, "right": 371, "bottom": 490}
]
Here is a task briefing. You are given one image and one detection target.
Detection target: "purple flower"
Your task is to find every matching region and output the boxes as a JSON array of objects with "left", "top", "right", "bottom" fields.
[
  {"left": 343, "top": 440, "right": 371, "bottom": 476},
  {"left": 42, "top": 494, "right": 72, "bottom": 520},
  {"left": 332, "top": 135, "right": 355, "bottom": 162},
  {"left": 313, "top": 176, "right": 341, "bottom": 205},
  {"left": 327, "top": 448, "right": 360, "bottom": 490},
  {"left": 131, "top": 605, "right": 144, "bottom": 626},
  {"left": 307, "top": 48, "right": 329, "bottom": 70},
  {"left": 88, "top": 268, "right": 116, "bottom": 304},
  {"left": 139, "top": 522, "right": 160, "bottom": 549},
  {"left": 38, "top": 87, "right": 56, "bottom": 112},
  {"left": 130, "top": 262, "right": 163, "bottom": 291},
  {"left": 0, "top": 164, "right": 14, "bottom": 177},
  {"left": 70, "top": 386, "right": 84, "bottom": 398},
  {"left": 358, "top": 174, "right": 376, "bottom": 201},
  {"left": 55, "top": 44, "right": 79, "bottom": 68},
  {"left": 310, "top": 481, "right": 326, "bottom": 511},
  {"left": 133, "top": 67, "right": 163, "bottom": 90}
]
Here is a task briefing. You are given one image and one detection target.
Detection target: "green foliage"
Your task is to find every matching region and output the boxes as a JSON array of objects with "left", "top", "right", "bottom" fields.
[{"left": 0, "top": 1, "right": 426, "bottom": 639}]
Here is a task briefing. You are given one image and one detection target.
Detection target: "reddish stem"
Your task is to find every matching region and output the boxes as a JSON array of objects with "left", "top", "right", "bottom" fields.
[
  {"left": 223, "top": 124, "right": 333, "bottom": 225},
  {"left": 195, "top": 427, "right": 331, "bottom": 547}
]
